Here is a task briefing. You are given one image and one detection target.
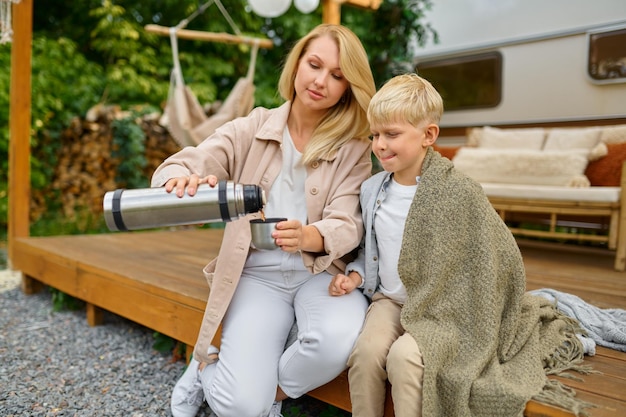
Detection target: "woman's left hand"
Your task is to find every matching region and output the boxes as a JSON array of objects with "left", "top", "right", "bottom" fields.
[
  {"left": 273, "top": 220, "right": 324, "bottom": 253},
  {"left": 273, "top": 220, "right": 303, "bottom": 253}
]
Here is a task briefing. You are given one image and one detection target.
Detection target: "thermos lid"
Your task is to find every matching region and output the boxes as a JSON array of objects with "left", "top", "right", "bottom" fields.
[{"left": 243, "top": 184, "right": 266, "bottom": 213}]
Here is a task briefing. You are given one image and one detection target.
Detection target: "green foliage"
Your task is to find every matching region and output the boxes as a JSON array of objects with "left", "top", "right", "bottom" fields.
[
  {"left": 40, "top": 0, "right": 279, "bottom": 108},
  {"left": 0, "top": 185, "right": 6, "bottom": 237},
  {"left": 50, "top": 287, "right": 85, "bottom": 311},
  {"left": 282, "top": 400, "right": 351, "bottom": 417},
  {"left": 0, "top": 36, "right": 105, "bottom": 228},
  {"left": 152, "top": 331, "right": 176, "bottom": 354},
  {"left": 27, "top": 0, "right": 436, "bottom": 109},
  {"left": 152, "top": 333, "right": 186, "bottom": 359},
  {"left": 0, "top": 242, "right": 6, "bottom": 270},
  {"left": 344, "top": 0, "right": 437, "bottom": 87},
  {"left": 30, "top": 205, "right": 109, "bottom": 237},
  {"left": 111, "top": 107, "right": 155, "bottom": 189},
  {"left": 88, "top": 1, "right": 170, "bottom": 104}
]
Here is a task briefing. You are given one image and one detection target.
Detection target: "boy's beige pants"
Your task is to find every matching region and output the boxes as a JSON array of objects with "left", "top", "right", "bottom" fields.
[{"left": 347, "top": 292, "right": 424, "bottom": 417}]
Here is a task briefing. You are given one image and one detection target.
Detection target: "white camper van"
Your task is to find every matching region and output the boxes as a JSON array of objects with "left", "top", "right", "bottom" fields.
[{"left": 414, "top": 0, "right": 626, "bottom": 145}]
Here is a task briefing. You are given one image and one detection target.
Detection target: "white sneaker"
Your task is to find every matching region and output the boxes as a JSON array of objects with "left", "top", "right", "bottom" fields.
[
  {"left": 268, "top": 401, "right": 283, "bottom": 417},
  {"left": 170, "top": 357, "right": 204, "bottom": 417}
]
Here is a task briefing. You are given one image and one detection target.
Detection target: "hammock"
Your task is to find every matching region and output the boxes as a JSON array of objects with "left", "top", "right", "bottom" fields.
[
  {"left": 149, "top": 0, "right": 272, "bottom": 148},
  {"left": 163, "top": 30, "right": 260, "bottom": 147},
  {"left": 0, "top": 0, "right": 20, "bottom": 44}
]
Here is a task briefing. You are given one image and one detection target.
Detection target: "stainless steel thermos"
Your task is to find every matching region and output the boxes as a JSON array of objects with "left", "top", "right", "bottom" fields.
[{"left": 103, "top": 180, "right": 266, "bottom": 231}]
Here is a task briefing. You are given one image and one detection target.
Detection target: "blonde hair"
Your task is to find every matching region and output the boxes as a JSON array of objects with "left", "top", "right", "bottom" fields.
[
  {"left": 368, "top": 73, "right": 443, "bottom": 128},
  {"left": 278, "top": 24, "right": 376, "bottom": 165}
]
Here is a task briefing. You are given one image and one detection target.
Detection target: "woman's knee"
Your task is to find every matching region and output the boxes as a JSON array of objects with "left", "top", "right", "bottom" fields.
[
  {"left": 299, "top": 303, "right": 366, "bottom": 360},
  {"left": 295, "top": 326, "right": 354, "bottom": 370},
  {"left": 206, "top": 385, "right": 271, "bottom": 417},
  {"left": 203, "top": 366, "right": 276, "bottom": 417}
]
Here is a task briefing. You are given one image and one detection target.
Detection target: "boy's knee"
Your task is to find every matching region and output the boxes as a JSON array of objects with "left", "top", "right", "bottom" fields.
[
  {"left": 348, "top": 335, "right": 390, "bottom": 369},
  {"left": 387, "top": 334, "right": 423, "bottom": 376}
]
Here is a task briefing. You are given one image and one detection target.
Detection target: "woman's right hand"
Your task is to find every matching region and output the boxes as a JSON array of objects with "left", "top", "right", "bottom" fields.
[{"left": 164, "top": 174, "right": 219, "bottom": 197}]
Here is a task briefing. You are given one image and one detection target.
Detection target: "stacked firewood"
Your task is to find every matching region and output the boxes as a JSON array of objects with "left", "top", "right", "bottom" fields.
[{"left": 30, "top": 105, "right": 182, "bottom": 225}]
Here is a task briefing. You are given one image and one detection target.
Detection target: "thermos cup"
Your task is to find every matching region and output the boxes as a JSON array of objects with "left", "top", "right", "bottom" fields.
[
  {"left": 250, "top": 218, "right": 288, "bottom": 250},
  {"left": 103, "top": 180, "right": 266, "bottom": 231}
]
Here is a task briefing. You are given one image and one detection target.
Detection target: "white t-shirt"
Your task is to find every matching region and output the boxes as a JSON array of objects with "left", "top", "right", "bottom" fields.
[
  {"left": 375, "top": 177, "right": 418, "bottom": 303},
  {"left": 246, "top": 127, "right": 307, "bottom": 268},
  {"left": 261, "top": 127, "right": 307, "bottom": 222}
]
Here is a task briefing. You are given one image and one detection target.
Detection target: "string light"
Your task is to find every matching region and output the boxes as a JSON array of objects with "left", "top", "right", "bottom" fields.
[{"left": 247, "top": 0, "right": 319, "bottom": 18}]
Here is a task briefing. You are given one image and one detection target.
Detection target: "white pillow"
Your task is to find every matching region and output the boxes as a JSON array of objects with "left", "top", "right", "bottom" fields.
[
  {"left": 465, "top": 127, "right": 482, "bottom": 147},
  {"left": 599, "top": 124, "right": 626, "bottom": 145},
  {"left": 477, "top": 126, "right": 546, "bottom": 150},
  {"left": 452, "top": 148, "right": 591, "bottom": 187},
  {"left": 543, "top": 127, "right": 602, "bottom": 151}
]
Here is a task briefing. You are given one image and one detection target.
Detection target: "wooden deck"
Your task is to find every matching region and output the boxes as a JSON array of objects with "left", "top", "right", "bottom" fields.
[{"left": 11, "top": 228, "right": 626, "bottom": 417}]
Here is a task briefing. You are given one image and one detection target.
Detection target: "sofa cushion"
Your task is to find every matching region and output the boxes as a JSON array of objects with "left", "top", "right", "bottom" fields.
[
  {"left": 543, "top": 127, "right": 604, "bottom": 160},
  {"left": 467, "top": 126, "right": 546, "bottom": 149},
  {"left": 543, "top": 127, "right": 602, "bottom": 151},
  {"left": 599, "top": 124, "right": 626, "bottom": 145},
  {"left": 585, "top": 142, "right": 626, "bottom": 186},
  {"left": 466, "top": 127, "right": 482, "bottom": 147},
  {"left": 452, "top": 148, "right": 591, "bottom": 187},
  {"left": 481, "top": 182, "right": 620, "bottom": 203}
]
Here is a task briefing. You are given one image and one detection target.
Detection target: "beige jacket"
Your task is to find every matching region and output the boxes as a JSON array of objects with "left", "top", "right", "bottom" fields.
[{"left": 151, "top": 102, "right": 372, "bottom": 363}]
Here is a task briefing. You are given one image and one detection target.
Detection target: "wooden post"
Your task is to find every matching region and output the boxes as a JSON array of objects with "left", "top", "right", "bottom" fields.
[
  {"left": 86, "top": 303, "right": 105, "bottom": 326},
  {"left": 8, "top": 0, "right": 33, "bottom": 268},
  {"left": 322, "top": 0, "right": 383, "bottom": 24},
  {"left": 615, "top": 161, "right": 626, "bottom": 271},
  {"left": 322, "top": 0, "right": 341, "bottom": 24}
]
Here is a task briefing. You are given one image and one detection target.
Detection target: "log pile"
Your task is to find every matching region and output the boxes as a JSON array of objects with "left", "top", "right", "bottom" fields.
[{"left": 30, "top": 105, "right": 182, "bottom": 226}]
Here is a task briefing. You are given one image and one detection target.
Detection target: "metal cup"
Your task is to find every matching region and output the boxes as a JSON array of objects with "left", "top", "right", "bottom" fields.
[{"left": 250, "top": 218, "right": 287, "bottom": 250}]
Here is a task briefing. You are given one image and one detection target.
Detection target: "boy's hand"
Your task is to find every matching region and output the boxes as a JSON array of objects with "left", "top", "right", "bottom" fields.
[{"left": 329, "top": 272, "right": 361, "bottom": 296}]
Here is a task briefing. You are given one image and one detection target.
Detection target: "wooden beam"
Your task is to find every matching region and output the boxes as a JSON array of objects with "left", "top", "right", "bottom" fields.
[
  {"left": 144, "top": 24, "right": 273, "bottom": 49},
  {"left": 322, "top": 0, "right": 382, "bottom": 24},
  {"left": 343, "top": 0, "right": 382, "bottom": 9},
  {"left": 8, "top": 0, "right": 33, "bottom": 268}
]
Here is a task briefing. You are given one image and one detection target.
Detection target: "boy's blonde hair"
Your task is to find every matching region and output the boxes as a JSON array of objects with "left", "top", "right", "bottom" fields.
[
  {"left": 278, "top": 24, "right": 376, "bottom": 165},
  {"left": 368, "top": 73, "right": 443, "bottom": 128}
]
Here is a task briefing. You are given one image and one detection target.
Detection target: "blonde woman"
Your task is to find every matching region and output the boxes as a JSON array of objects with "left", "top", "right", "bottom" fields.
[{"left": 152, "top": 24, "right": 376, "bottom": 417}]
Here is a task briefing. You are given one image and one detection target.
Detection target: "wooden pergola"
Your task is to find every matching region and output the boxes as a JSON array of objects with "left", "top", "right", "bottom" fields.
[{"left": 6, "top": 0, "right": 381, "bottom": 269}]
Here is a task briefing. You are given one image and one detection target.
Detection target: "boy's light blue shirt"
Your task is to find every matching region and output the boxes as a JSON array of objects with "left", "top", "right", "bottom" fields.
[{"left": 346, "top": 170, "right": 394, "bottom": 299}]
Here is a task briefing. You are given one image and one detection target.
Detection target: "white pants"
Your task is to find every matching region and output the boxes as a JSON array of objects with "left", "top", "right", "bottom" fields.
[{"left": 200, "top": 254, "right": 368, "bottom": 417}]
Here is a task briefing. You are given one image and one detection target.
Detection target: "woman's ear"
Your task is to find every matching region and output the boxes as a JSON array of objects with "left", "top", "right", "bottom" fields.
[{"left": 424, "top": 123, "right": 440, "bottom": 146}]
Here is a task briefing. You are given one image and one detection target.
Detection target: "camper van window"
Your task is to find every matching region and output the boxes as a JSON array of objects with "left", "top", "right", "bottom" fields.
[
  {"left": 415, "top": 52, "right": 502, "bottom": 111},
  {"left": 588, "top": 27, "right": 626, "bottom": 84}
]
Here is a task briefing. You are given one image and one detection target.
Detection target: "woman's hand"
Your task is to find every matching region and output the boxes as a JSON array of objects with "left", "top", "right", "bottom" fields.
[
  {"left": 273, "top": 220, "right": 324, "bottom": 253},
  {"left": 164, "top": 174, "right": 219, "bottom": 197}
]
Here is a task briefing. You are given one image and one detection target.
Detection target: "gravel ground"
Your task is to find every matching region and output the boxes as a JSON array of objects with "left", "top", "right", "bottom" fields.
[{"left": 0, "top": 275, "right": 348, "bottom": 417}]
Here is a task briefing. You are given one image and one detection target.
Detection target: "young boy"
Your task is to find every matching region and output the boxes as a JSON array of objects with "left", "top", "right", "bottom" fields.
[{"left": 329, "top": 73, "right": 586, "bottom": 417}]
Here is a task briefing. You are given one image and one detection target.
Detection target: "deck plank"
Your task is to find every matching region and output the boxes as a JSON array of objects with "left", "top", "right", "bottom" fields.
[{"left": 11, "top": 229, "right": 626, "bottom": 417}]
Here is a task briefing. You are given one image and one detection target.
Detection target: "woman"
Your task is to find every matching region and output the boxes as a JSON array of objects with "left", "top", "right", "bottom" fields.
[{"left": 151, "top": 24, "right": 376, "bottom": 417}]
